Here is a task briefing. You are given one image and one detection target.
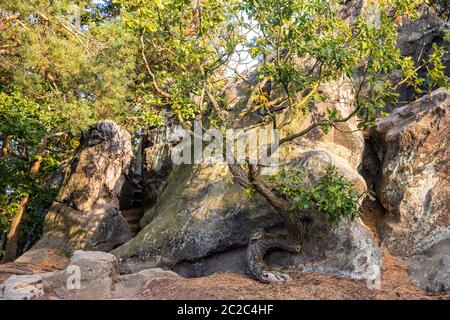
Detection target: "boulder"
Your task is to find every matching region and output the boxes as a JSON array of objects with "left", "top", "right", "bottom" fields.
[
  {"left": 0, "top": 250, "right": 179, "bottom": 300},
  {"left": 406, "top": 239, "right": 450, "bottom": 293},
  {"left": 0, "top": 274, "right": 44, "bottom": 300},
  {"left": 113, "top": 158, "right": 380, "bottom": 280},
  {"left": 268, "top": 219, "right": 381, "bottom": 281},
  {"left": 113, "top": 162, "right": 282, "bottom": 273},
  {"left": 374, "top": 88, "right": 450, "bottom": 256},
  {"left": 268, "top": 151, "right": 381, "bottom": 280},
  {"left": 17, "top": 121, "right": 133, "bottom": 265},
  {"left": 41, "top": 250, "right": 118, "bottom": 300}
]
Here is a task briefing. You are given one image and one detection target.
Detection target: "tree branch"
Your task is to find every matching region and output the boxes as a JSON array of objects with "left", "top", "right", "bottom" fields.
[{"left": 140, "top": 35, "right": 172, "bottom": 99}]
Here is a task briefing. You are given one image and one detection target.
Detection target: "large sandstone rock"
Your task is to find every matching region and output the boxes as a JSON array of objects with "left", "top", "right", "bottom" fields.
[
  {"left": 17, "top": 121, "right": 133, "bottom": 265},
  {"left": 112, "top": 73, "right": 380, "bottom": 281},
  {"left": 140, "top": 125, "right": 182, "bottom": 208},
  {"left": 113, "top": 159, "right": 380, "bottom": 280},
  {"left": 278, "top": 78, "right": 365, "bottom": 171},
  {"left": 113, "top": 162, "right": 282, "bottom": 272},
  {"left": 374, "top": 88, "right": 450, "bottom": 256}
]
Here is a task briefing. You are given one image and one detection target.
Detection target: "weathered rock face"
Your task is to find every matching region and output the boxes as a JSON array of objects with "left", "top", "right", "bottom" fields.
[
  {"left": 140, "top": 125, "right": 181, "bottom": 209},
  {"left": 374, "top": 88, "right": 450, "bottom": 256},
  {"left": 17, "top": 121, "right": 133, "bottom": 265},
  {"left": 342, "top": 1, "right": 449, "bottom": 109},
  {"left": 278, "top": 78, "right": 365, "bottom": 171},
  {"left": 269, "top": 220, "right": 381, "bottom": 281},
  {"left": 406, "top": 239, "right": 450, "bottom": 293},
  {"left": 0, "top": 274, "right": 45, "bottom": 300},
  {"left": 397, "top": 6, "right": 449, "bottom": 73},
  {"left": 113, "top": 158, "right": 380, "bottom": 280},
  {"left": 113, "top": 162, "right": 282, "bottom": 273},
  {"left": 0, "top": 250, "right": 179, "bottom": 300}
]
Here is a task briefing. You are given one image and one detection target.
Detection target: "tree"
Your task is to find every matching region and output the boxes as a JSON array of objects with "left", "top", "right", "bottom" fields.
[
  {"left": 119, "top": 0, "right": 448, "bottom": 283},
  {"left": 0, "top": 0, "right": 156, "bottom": 260}
]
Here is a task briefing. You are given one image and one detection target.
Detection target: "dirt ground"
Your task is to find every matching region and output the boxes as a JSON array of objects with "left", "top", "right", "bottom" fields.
[
  {"left": 1, "top": 200, "right": 448, "bottom": 300},
  {"left": 137, "top": 200, "right": 449, "bottom": 300},
  {"left": 137, "top": 253, "right": 448, "bottom": 300}
]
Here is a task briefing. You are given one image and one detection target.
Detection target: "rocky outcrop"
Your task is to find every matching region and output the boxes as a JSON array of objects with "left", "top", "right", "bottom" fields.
[
  {"left": 342, "top": 1, "right": 449, "bottom": 108},
  {"left": 268, "top": 151, "right": 380, "bottom": 280},
  {"left": 113, "top": 162, "right": 282, "bottom": 273},
  {"left": 278, "top": 78, "right": 366, "bottom": 171},
  {"left": 0, "top": 274, "right": 45, "bottom": 300},
  {"left": 397, "top": 5, "right": 449, "bottom": 74},
  {"left": 112, "top": 72, "right": 380, "bottom": 281},
  {"left": 0, "top": 250, "right": 179, "bottom": 300},
  {"left": 374, "top": 88, "right": 450, "bottom": 256},
  {"left": 16, "top": 121, "right": 133, "bottom": 266}
]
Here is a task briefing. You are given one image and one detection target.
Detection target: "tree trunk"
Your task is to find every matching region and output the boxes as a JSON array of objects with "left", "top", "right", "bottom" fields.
[
  {"left": 228, "top": 162, "right": 304, "bottom": 238},
  {"left": 247, "top": 229, "right": 302, "bottom": 283},
  {"left": 2, "top": 132, "right": 66, "bottom": 262},
  {"left": 0, "top": 134, "right": 11, "bottom": 160},
  {"left": 228, "top": 162, "right": 307, "bottom": 283},
  {"left": 2, "top": 196, "right": 29, "bottom": 262}
]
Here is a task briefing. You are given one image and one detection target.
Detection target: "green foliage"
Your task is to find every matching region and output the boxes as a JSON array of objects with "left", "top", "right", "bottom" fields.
[
  {"left": 139, "top": 110, "right": 165, "bottom": 128},
  {"left": 425, "top": 43, "right": 450, "bottom": 89},
  {"left": 0, "top": 0, "right": 152, "bottom": 245},
  {"left": 0, "top": 0, "right": 448, "bottom": 249},
  {"left": 0, "top": 91, "right": 66, "bottom": 241},
  {"left": 270, "top": 166, "right": 364, "bottom": 224},
  {"left": 20, "top": 186, "right": 59, "bottom": 241},
  {"left": 238, "top": 0, "right": 447, "bottom": 130},
  {"left": 116, "top": 0, "right": 241, "bottom": 120}
]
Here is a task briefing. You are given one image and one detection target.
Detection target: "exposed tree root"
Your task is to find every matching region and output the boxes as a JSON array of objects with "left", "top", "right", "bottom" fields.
[{"left": 247, "top": 228, "right": 302, "bottom": 284}]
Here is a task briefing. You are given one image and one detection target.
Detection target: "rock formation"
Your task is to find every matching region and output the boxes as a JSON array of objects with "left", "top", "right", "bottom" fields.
[
  {"left": 1, "top": 1, "right": 448, "bottom": 298},
  {"left": 15, "top": 121, "right": 133, "bottom": 266},
  {"left": 112, "top": 75, "right": 381, "bottom": 282},
  {"left": 406, "top": 239, "right": 450, "bottom": 294},
  {"left": 373, "top": 88, "right": 449, "bottom": 257}
]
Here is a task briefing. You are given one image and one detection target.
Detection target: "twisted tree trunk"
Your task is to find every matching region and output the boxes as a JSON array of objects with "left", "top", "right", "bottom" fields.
[
  {"left": 228, "top": 162, "right": 305, "bottom": 283},
  {"left": 0, "top": 134, "right": 11, "bottom": 160},
  {"left": 247, "top": 229, "right": 302, "bottom": 283}
]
